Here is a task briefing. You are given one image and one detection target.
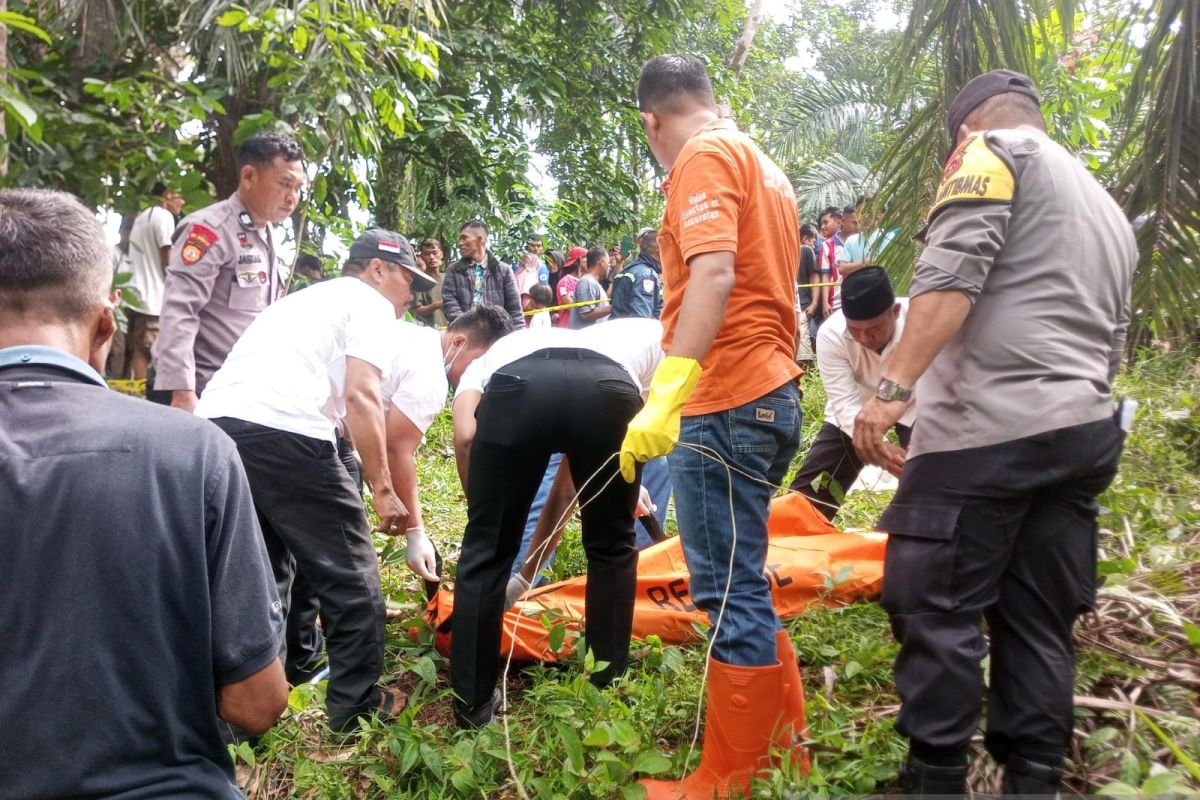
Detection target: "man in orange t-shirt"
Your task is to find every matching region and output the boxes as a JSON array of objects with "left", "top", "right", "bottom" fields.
[{"left": 620, "top": 55, "right": 805, "bottom": 799}]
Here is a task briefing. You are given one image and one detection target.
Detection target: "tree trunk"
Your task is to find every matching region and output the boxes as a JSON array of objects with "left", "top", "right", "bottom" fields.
[
  {"left": 1, "top": 0, "right": 9, "bottom": 178},
  {"left": 728, "top": 0, "right": 764, "bottom": 80}
]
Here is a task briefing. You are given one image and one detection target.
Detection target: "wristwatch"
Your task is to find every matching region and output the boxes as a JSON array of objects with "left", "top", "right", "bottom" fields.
[{"left": 876, "top": 377, "right": 913, "bottom": 402}]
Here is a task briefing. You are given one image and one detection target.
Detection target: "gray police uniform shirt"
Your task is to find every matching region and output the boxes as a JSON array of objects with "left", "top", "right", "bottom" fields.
[
  {"left": 152, "top": 194, "right": 286, "bottom": 394},
  {"left": 908, "top": 127, "right": 1137, "bottom": 458}
]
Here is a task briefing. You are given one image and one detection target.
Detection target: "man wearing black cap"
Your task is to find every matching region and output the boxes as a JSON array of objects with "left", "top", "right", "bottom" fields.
[
  {"left": 788, "top": 267, "right": 913, "bottom": 520},
  {"left": 853, "top": 70, "right": 1137, "bottom": 795},
  {"left": 197, "top": 227, "right": 438, "bottom": 732}
]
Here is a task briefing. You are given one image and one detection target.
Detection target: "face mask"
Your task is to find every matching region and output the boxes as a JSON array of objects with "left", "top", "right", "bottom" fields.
[{"left": 444, "top": 341, "right": 465, "bottom": 377}]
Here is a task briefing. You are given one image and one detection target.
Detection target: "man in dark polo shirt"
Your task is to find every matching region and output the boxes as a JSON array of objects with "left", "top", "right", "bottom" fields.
[{"left": 0, "top": 188, "right": 288, "bottom": 799}]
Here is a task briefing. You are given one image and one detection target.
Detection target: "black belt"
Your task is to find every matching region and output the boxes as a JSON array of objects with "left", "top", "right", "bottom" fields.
[{"left": 535, "top": 347, "right": 614, "bottom": 361}]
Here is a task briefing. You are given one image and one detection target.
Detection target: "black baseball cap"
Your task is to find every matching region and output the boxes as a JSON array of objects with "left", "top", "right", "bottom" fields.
[
  {"left": 841, "top": 266, "right": 896, "bottom": 321},
  {"left": 947, "top": 69, "right": 1040, "bottom": 151},
  {"left": 347, "top": 228, "right": 435, "bottom": 292}
]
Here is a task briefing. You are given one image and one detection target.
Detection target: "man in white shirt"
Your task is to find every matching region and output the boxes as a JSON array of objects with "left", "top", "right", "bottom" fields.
[
  {"left": 788, "top": 267, "right": 915, "bottom": 520},
  {"left": 379, "top": 306, "right": 514, "bottom": 587},
  {"left": 448, "top": 318, "right": 664, "bottom": 729},
  {"left": 196, "top": 228, "right": 434, "bottom": 733},
  {"left": 125, "top": 182, "right": 184, "bottom": 380}
]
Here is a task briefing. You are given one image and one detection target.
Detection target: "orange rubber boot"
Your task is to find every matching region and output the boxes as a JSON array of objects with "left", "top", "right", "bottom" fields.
[
  {"left": 639, "top": 657, "right": 787, "bottom": 800},
  {"left": 775, "top": 629, "right": 811, "bottom": 774}
]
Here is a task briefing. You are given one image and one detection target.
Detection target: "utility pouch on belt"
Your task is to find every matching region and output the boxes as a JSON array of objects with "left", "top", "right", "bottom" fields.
[{"left": 1116, "top": 397, "right": 1138, "bottom": 432}]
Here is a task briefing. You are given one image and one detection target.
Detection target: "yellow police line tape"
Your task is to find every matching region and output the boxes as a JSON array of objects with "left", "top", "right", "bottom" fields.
[
  {"left": 522, "top": 298, "right": 604, "bottom": 316},
  {"left": 524, "top": 281, "right": 841, "bottom": 316},
  {"left": 108, "top": 379, "right": 147, "bottom": 393}
]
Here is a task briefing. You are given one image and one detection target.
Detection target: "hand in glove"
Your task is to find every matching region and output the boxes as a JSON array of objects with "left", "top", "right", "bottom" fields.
[
  {"left": 635, "top": 485, "right": 656, "bottom": 518},
  {"left": 504, "top": 573, "right": 530, "bottom": 610},
  {"left": 405, "top": 526, "right": 439, "bottom": 582},
  {"left": 619, "top": 356, "right": 702, "bottom": 482}
]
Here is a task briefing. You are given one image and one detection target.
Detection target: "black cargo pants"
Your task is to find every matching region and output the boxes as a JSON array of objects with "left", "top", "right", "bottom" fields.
[
  {"left": 212, "top": 418, "right": 386, "bottom": 731},
  {"left": 878, "top": 416, "right": 1124, "bottom": 765},
  {"left": 451, "top": 349, "right": 643, "bottom": 708}
]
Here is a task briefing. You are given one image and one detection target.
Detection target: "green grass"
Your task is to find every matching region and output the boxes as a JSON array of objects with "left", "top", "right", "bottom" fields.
[{"left": 241, "top": 350, "right": 1200, "bottom": 799}]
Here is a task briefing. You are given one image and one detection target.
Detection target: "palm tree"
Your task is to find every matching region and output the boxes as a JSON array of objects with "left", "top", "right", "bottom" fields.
[{"left": 871, "top": 0, "right": 1198, "bottom": 345}]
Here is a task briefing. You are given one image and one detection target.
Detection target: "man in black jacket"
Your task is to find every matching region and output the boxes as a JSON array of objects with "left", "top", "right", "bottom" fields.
[{"left": 443, "top": 220, "right": 525, "bottom": 329}]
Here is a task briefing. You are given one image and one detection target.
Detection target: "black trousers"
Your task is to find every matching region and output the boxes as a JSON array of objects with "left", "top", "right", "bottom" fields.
[
  {"left": 877, "top": 416, "right": 1124, "bottom": 764},
  {"left": 789, "top": 421, "right": 911, "bottom": 520},
  {"left": 284, "top": 436, "right": 363, "bottom": 683},
  {"left": 451, "top": 350, "right": 644, "bottom": 708},
  {"left": 212, "top": 418, "right": 385, "bottom": 730}
]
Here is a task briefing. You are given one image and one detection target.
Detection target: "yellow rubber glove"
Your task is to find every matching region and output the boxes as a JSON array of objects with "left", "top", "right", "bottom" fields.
[{"left": 619, "top": 356, "right": 703, "bottom": 482}]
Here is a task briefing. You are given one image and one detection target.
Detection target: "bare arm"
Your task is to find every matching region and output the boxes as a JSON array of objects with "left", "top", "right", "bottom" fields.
[
  {"left": 452, "top": 390, "right": 482, "bottom": 493},
  {"left": 669, "top": 251, "right": 735, "bottom": 360},
  {"left": 578, "top": 304, "right": 611, "bottom": 322},
  {"left": 413, "top": 299, "right": 443, "bottom": 316},
  {"left": 216, "top": 659, "right": 288, "bottom": 736},
  {"left": 343, "top": 356, "right": 407, "bottom": 532},
  {"left": 385, "top": 409, "right": 426, "bottom": 530}
]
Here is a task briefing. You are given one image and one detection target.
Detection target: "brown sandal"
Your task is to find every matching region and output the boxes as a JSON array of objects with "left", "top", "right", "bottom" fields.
[{"left": 374, "top": 686, "right": 408, "bottom": 722}]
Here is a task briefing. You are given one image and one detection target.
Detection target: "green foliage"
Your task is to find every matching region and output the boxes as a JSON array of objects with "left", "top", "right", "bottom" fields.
[
  {"left": 229, "top": 348, "right": 1200, "bottom": 798},
  {"left": 868, "top": 0, "right": 1199, "bottom": 346}
]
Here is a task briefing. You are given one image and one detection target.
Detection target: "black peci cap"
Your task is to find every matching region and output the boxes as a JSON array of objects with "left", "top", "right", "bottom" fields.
[
  {"left": 347, "top": 228, "right": 435, "bottom": 292},
  {"left": 947, "top": 69, "right": 1040, "bottom": 151},
  {"left": 841, "top": 266, "right": 895, "bottom": 321}
]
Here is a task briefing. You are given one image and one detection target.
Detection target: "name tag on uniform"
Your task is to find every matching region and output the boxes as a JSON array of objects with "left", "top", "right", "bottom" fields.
[{"left": 755, "top": 408, "right": 775, "bottom": 423}]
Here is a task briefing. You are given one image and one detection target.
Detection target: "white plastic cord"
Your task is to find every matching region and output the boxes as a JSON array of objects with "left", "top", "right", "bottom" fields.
[{"left": 494, "top": 443, "right": 833, "bottom": 793}]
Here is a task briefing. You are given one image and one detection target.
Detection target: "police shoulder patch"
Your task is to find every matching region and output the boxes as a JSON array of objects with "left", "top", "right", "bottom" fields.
[
  {"left": 928, "top": 133, "right": 1015, "bottom": 220},
  {"left": 181, "top": 223, "right": 219, "bottom": 265}
]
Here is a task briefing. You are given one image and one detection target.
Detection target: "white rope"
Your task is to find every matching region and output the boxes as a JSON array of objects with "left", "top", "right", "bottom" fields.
[
  {"left": 493, "top": 441, "right": 837, "bottom": 791},
  {"left": 498, "top": 451, "right": 624, "bottom": 800}
]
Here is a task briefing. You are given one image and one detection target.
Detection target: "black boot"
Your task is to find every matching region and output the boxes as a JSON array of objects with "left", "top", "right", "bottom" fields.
[
  {"left": 1002, "top": 755, "right": 1062, "bottom": 797},
  {"left": 453, "top": 688, "right": 503, "bottom": 730},
  {"left": 901, "top": 754, "right": 968, "bottom": 797}
]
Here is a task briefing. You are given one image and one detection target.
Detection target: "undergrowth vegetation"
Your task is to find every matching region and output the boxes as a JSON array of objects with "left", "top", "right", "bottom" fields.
[{"left": 238, "top": 351, "right": 1199, "bottom": 799}]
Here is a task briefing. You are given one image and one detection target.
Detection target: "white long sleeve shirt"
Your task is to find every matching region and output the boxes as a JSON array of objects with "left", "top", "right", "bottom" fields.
[{"left": 817, "top": 298, "right": 916, "bottom": 437}]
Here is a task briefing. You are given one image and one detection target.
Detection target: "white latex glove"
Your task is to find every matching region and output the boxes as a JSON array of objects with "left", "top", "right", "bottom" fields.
[
  {"left": 504, "top": 573, "right": 530, "bottom": 610},
  {"left": 405, "top": 527, "right": 439, "bottom": 582},
  {"left": 635, "top": 485, "right": 656, "bottom": 518}
]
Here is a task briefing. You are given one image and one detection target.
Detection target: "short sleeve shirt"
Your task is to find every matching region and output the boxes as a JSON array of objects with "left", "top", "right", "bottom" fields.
[
  {"left": 152, "top": 194, "right": 287, "bottom": 393},
  {"left": 126, "top": 205, "right": 175, "bottom": 315},
  {"left": 568, "top": 273, "right": 608, "bottom": 329},
  {"left": 380, "top": 321, "right": 449, "bottom": 435},
  {"left": 0, "top": 346, "right": 282, "bottom": 799},
  {"left": 658, "top": 119, "right": 802, "bottom": 415},
  {"left": 555, "top": 273, "right": 579, "bottom": 328},
  {"left": 197, "top": 277, "right": 397, "bottom": 441},
  {"left": 457, "top": 318, "right": 665, "bottom": 398}
]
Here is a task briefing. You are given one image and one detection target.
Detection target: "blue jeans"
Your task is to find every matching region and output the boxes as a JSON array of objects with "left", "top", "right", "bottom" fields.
[
  {"left": 637, "top": 457, "right": 672, "bottom": 548},
  {"left": 512, "top": 455, "right": 672, "bottom": 583},
  {"left": 667, "top": 381, "right": 801, "bottom": 666}
]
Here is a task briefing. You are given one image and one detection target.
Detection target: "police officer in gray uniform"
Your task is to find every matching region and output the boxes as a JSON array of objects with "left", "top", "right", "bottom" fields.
[
  {"left": 853, "top": 71, "right": 1137, "bottom": 796},
  {"left": 152, "top": 133, "right": 306, "bottom": 411}
]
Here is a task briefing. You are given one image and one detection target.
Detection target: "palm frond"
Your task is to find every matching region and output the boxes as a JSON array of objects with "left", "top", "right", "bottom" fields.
[
  {"left": 791, "top": 153, "right": 872, "bottom": 219},
  {"left": 770, "top": 78, "right": 884, "bottom": 165},
  {"left": 1108, "top": 0, "right": 1200, "bottom": 344},
  {"left": 872, "top": 0, "right": 1077, "bottom": 290}
]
